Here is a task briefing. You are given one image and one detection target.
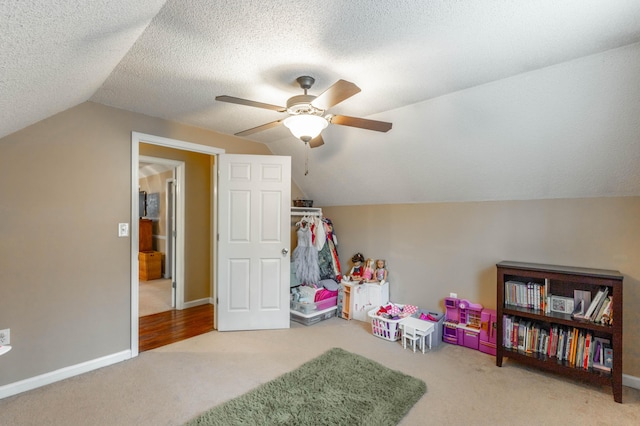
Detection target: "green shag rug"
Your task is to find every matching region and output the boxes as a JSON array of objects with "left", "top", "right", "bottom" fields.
[{"left": 186, "top": 347, "right": 426, "bottom": 426}]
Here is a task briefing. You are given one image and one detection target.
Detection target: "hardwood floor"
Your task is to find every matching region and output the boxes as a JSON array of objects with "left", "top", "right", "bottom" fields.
[{"left": 139, "top": 304, "right": 214, "bottom": 352}]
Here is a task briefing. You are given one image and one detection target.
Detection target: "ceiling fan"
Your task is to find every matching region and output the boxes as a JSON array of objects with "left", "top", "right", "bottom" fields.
[{"left": 216, "top": 76, "right": 392, "bottom": 148}]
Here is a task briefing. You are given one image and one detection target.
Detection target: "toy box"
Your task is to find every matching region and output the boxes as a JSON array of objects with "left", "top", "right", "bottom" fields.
[{"left": 415, "top": 310, "right": 445, "bottom": 348}]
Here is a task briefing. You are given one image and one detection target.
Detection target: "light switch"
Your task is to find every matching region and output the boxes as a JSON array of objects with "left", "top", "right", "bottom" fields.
[{"left": 118, "top": 223, "right": 129, "bottom": 237}]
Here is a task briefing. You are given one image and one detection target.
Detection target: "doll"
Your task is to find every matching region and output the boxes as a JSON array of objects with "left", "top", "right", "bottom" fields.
[
  {"left": 347, "top": 253, "right": 365, "bottom": 281},
  {"left": 374, "top": 259, "right": 387, "bottom": 283},
  {"left": 363, "top": 258, "right": 375, "bottom": 282}
]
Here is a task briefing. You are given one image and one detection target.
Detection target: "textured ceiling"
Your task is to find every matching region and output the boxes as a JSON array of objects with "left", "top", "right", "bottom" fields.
[{"left": 3, "top": 1, "right": 640, "bottom": 205}]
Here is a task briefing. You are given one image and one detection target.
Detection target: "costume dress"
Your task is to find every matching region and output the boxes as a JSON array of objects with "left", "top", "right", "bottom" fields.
[{"left": 293, "top": 223, "right": 320, "bottom": 285}]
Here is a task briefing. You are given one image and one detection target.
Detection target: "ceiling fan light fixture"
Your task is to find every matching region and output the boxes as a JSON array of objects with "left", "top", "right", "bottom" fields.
[{"left": 283, "top": 114, "right": 328, "bottom": 142}]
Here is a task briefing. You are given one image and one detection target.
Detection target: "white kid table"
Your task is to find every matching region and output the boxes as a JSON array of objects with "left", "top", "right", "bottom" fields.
[{"left": 399, "top": 317, "right": 435, "bottom": 353}]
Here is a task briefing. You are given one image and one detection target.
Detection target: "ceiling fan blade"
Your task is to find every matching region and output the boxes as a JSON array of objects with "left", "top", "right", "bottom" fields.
[
  {"left": 308, "top": 134, "right": 324, "bottom": 148},
  {"left": 311, "top": 80, "right": 361, "bottom": 110},
  {"left": 235, "top": 120, "right": 284, "bottom": 137},
  {"left": 216, "top": 95, "right": 286, "bottom": 112},
  {"left": 329, "top": 115, "right": 392, "bottom": 132}
]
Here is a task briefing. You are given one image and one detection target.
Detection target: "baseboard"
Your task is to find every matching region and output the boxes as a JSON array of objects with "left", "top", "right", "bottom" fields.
[
  {"left": 183, "top": 297, "right": 213, "bottom": 309},
  {"left": 623, "top": 373, "right": 640, "bottom": 390},
  {"left": 0, "top": 350, "right": 131, "bottom": 400}
]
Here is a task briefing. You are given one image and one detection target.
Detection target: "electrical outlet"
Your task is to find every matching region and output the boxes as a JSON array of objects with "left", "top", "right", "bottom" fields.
[
  {"left": 0, "top": 329, "right": 9, "bottom": 345},
  {"left": 449, "top": 292, "right": 458, "bottom": 299}
]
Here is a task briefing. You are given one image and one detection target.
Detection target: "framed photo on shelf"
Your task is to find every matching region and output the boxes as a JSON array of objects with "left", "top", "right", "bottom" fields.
[{"left": 550, "top": 295, "right": 574, "bottom": 314}]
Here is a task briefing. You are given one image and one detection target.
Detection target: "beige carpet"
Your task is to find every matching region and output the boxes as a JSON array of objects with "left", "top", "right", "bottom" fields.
[
  {"left": 1, "top": 317, "right": 639, "bottom": 425},
  {"left": 139, "top": 278, "right": 172, "bottom": 316}
]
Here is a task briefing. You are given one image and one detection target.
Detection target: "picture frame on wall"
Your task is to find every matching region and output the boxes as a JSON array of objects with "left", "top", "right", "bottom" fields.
[{"left": 550, "top": 295, "right": 574, "bottom": 314}]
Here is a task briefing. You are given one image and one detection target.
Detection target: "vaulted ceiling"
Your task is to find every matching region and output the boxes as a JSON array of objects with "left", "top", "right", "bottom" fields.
[{"left": 3, "top": 1, "right": 640, "bottom": 206}]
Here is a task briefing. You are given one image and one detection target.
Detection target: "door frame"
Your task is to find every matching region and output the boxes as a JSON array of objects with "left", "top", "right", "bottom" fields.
[
  {"left": 165, "top": 177, "right": 176, "bottom": 306},
  {"left": 131, "top": 132, "right": 224, "bottom": 357}
]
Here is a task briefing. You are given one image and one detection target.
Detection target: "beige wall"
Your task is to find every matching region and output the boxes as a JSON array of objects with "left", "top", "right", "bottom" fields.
[
  {"left": 322, "top": 198, "right": 640, "bottom": 377},
  {"left": 0, "top": 101, "right": 280, "bottom": 386}
]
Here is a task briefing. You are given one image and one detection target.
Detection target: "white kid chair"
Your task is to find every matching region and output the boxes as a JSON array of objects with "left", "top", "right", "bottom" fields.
[{"left": 402, "top": 324, "right": 421, "bottom": 352}]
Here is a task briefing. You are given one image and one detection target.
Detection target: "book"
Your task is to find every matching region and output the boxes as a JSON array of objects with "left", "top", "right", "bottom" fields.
[
  {"left": 592, "top": 337, "right": 611, "bottom": 371},
  {"left": 549, "top": 324, "right": 558, "bottom": 358},
  {"left": 584, "top": 287, "right": 608, "bottom": 321},
  {"left": 593, "top": 363, "right": 611, "bottom": 373},
  {"left": 502, "top": 315, "right": 511, "bottom": 349},
  {"left": 557, "top": 328, "right": 566, "bottom": 361},
  {"left": 604, "top": 347, "right": 613, "bottom": 369},
  {"left": 583, "top": 332, "right": 592, "bottom": 369},
  {"left": 564, "top": 328, "right": 573, "bottom": 363},
  {"left": 544, "top": 279, "right": 550, "bottom": 313},
  {"left": 569, "top": 328, "right": 579, "bottom": 367}
]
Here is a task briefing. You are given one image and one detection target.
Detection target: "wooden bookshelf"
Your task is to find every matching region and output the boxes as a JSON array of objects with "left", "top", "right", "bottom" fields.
[{"left": 496, "top": 261, "right": 623, "bottom": 403}]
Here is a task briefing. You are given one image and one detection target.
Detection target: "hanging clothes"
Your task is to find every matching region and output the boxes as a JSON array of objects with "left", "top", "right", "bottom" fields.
[
  {"left": 293, "top": 220, "right": 320, "bottom": 285},
  {"left": 322, "top": 218, "right": 342, "bottom": 279},
  {"left": 317, "top": 243, "right": 335, "bottom": 280},
  {"left": 313, "top": 216, "right": 326, "bottom": 251}
]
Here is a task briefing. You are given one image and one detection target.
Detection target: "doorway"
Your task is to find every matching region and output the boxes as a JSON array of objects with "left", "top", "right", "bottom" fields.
[
  {"left": 131, "top": 132, "right": 224, "bottom": 357},
  {"left": 138, "top": 157, "right": 180, "bottom": 316}
]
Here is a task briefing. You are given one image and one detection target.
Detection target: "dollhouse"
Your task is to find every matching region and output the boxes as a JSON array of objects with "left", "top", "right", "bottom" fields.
[{"left": 443, "top": 296, "right": 497, "bottom": 355}]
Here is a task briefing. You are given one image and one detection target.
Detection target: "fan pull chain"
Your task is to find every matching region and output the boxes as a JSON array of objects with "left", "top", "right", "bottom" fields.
[{"left": 304, "top": 142, "right": 309, "bottom": 175}]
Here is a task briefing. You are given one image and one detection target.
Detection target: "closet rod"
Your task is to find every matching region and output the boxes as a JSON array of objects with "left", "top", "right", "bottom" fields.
[{"left": 291, "top": 206, "right": 322, "bottom": 217}]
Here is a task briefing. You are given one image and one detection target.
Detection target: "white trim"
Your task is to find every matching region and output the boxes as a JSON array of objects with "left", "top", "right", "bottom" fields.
[
  {"left": 623, "top": 373, "right": 640, "bottom": 390},
  {"left": 131, "top": 132, "right": 224, "bottom": 357},
  {"left": 133, "top": 132, "right": 225, "bottom": 156},
  {"left": 183, "top": 298, "right": 214, "bottom": 309},
  {"left": 0, "top": 350, "right": 131, "bottom": 399},
  {"left": 131, "top": 140, "right": 139, "bottom": 357}
]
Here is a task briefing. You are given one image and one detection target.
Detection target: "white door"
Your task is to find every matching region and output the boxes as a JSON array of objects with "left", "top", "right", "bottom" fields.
[{"left": 217, "top": 154, "right": 291, "bottom": 331}]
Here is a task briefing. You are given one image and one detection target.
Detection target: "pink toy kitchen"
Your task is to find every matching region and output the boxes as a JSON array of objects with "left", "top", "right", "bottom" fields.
[{"left": 443, "top": 296, "right": 497, "bottom": 355}]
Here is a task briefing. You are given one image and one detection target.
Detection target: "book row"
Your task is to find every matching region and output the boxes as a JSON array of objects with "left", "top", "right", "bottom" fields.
[
  {"left": 504, "top": 280, "right": 548, "bottom": 312},
  {"left": 502, "top": 315, "right": 613, "bottom": 373}
]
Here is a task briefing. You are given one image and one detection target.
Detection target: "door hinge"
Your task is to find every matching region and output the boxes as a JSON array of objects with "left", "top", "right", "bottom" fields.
[{"left": 172, "top": 281, "right": 176, "bottom": 289}]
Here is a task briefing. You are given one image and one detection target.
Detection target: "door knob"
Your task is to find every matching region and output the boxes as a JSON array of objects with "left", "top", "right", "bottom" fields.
[{"left": 282, "top": 248, "right": 289, "bottom": 255}]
